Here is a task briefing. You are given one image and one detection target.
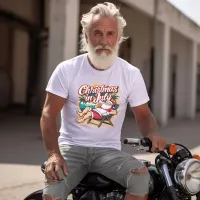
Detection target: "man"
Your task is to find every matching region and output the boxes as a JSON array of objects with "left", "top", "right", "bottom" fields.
[{"left": 41, "top": 2, "right": 167, "bottom": 200}]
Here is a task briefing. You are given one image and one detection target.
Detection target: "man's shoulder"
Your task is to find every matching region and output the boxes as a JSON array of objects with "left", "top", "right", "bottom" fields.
[
  {"left": 116, "top": 57, "right": 140, "bottom": 73},
  {"left": 58, "top": 54, "right": 86, "bottom": 70}
]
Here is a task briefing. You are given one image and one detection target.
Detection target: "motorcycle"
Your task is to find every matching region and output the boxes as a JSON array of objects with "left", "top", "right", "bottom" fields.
[{"left": 24, "top": 137, "right": 200, "bottom": 200}]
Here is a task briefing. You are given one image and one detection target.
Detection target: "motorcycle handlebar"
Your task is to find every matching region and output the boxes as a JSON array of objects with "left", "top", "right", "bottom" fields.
[{"left": 124, "top": 137, "right": 152, "bottom": 148}]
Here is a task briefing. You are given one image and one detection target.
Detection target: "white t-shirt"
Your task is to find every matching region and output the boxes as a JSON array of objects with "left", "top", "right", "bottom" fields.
[{"left": 46, "top": 54, "right": 149, "bottom": 150}]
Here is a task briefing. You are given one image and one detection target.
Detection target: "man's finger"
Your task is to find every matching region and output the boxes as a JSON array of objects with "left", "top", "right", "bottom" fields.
[
  {"left": 158, "top": 140, "right": 166, "bottom": 151},
  {"left": 62, "top": 163, "right": 68, "bottom": 176},
  {"left": 151, "top": 140, "right": 158, "bottom": 152},
  {"left": 47, "top": 163, "right": 57, "bottom": 180},
  {"left": 55, "top": 165, "right": 62, "bottom": 180}
]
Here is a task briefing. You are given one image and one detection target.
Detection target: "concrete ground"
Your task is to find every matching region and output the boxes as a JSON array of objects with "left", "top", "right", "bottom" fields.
[{"left": 0, "top": 111, "right": 200, "bottom": 200}]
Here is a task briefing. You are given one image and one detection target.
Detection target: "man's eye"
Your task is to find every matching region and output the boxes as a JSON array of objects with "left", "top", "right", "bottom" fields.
[
  {"left": 94, "top": 32, "right": 101, "bottom": 35},
  {"left": 108, "top": 32, "right": 114, "bottom": 35}
]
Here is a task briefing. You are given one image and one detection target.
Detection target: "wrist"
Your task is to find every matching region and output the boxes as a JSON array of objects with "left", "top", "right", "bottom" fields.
[
  {"left": 48, "top": 150, "right": 61, "bottom": 158},
  {"left": 146, "top": 131, "right": 159, "bottom": 137}
]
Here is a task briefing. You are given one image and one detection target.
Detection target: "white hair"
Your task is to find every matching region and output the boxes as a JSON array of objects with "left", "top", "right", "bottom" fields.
[{"left": 80, "top": 2, "right": 128, "bottom": 53}]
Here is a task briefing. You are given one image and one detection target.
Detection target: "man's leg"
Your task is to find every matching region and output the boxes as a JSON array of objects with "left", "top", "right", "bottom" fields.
[
  {"left": 43, "top": 145, "right": 88, "bottom": 200},
  {"left": 90, "top": 148, "right": 150, "bottom": 200}
]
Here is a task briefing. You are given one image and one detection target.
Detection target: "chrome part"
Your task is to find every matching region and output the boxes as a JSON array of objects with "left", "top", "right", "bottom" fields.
[
  {"left": 174, "top": 158, "right": 200, "bottom": 195},
  {"left": 161, "top": 164, "right": 173, "bottom": 187},
  {"left": 139, "top": 159, "right": 151, "bottom": 167}
]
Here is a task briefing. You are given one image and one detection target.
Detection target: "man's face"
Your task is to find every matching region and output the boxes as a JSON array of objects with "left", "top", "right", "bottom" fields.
[{"left": 87, "top": 15, "right": 119, "bottom": 56}]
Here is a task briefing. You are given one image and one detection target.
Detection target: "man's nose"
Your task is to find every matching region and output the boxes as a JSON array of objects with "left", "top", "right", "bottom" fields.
[{"left": 100, "top": 35, "right": 108, "bottom": 46}]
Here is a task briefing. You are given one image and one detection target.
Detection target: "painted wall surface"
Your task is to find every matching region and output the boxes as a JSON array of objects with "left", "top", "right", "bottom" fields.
[
  {"left": 0, "top": 0, "right": 39, "bottom": 24},
  {"left": 197, "top": 46, "right": 200, "bottom": 112},
  {"left": 12, "top": 29, "right": 29, "bottom": 104},
  {"left": 0, "top": 23, "right": 11, "bottom": 108},
  {"left": 123, "top": 0, "right": 200, "bottom": 43},
  {"left": 170, "top": 30, "right": 189, "bottom": 118}
]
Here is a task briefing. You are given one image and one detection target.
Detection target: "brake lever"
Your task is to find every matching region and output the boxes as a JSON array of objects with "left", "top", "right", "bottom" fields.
[
  {"left": 141, "top": 137, "right": 152, "bottom": 152},
  {"left": 136, "top": 146, "right": 152, "bottom": 153}
]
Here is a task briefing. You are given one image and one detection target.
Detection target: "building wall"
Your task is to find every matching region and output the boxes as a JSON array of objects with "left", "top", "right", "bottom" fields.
[
  {"left": 198, "top": 45, "right": 200, "bottom": 64},
  {"left": 197, "top": 45, "right": 200, "bottom": 112},
  {"left": 0, "top": 22, "right": 11, "bottom": 109},
  {"left": 123, "top": 0, "right": 200, "bottom": 43},
  {"left": 12, "top": 29, "right": 29, "bottom": 104},
  {"left": 0, "top": 0, "right": 40, "bottom": 24},
  {"left": 170, "top": 30, "right": 190, "bottom": 118}
]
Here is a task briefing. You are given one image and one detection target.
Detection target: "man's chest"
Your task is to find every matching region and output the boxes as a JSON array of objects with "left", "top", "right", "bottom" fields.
[{"left": 67, "top": 77, "right": 128, "bottom": 108}]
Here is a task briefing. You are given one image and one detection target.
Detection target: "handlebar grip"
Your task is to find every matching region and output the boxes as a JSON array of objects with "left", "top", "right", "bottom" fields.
[
  {"left": 124, "top": 138, "right": 140, "bottom": 145},
  {"left": 141, "top": 138, "right": 152, "bottom": 148},
  {"left": 124, "top": 139, "right": 128, "bottom": 144}
]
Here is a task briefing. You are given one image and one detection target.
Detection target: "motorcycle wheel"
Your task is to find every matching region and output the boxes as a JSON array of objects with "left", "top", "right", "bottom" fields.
[
  {"left": 24, "top": 189, "right": 43, "bottom": 200},
  {"left": 159, "top": 192, "right": 191, "bottom": 200}
]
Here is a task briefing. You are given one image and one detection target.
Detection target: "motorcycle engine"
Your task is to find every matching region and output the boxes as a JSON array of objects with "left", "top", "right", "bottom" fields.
[{"left": 103, "top": 191, "right": 124, "bottom": 200}]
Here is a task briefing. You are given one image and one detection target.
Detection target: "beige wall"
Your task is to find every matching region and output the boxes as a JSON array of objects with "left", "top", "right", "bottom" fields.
[
  {"left": 196, "top": 45, "right": 200, "bottom": 112},
  {"left": 120, "top": 6, "right": 152, "bottom": 90},
  {"left": 198, "top": 45, "right": 200, "bottom": 64},
  {"left": 170, "top": 30, "right": 189, "bottom": 118},
  {"left": 0, "top": 23, "right": 10, "bottom": 68},
  {"left": 0, "top": 0, "right": 39, "bottom": 24},
  {"left": 0, "top": 23, "right": 11, "bottom": 108},
  {"left": 123, "top": 0, "right": 200, "bottom": 43},
  {"left": 12, "top": 29, "right": 29, "bottom": 104}
]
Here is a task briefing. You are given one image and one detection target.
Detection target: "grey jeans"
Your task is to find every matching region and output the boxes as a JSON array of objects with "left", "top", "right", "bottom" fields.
[{"left": 43, "top": 144, "right": 150, "bottom": 199}]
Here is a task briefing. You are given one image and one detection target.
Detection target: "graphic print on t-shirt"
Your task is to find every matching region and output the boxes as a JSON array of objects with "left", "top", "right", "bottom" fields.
[{"left": 75, "top": 84, "right": 119, "bottom": 127}]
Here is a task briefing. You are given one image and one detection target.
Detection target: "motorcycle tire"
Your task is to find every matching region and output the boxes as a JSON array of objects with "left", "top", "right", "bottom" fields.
[
  {"left": 24, "top": 189, "right": 43, "bottom": 200},
  {"left": 158, "top": 191, "right": 191, "bottom": 200}
]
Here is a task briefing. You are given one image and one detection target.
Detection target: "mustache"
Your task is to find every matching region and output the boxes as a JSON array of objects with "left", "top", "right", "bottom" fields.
[{"left": 94, "top": 45, "right": 112, "bottom": 51}]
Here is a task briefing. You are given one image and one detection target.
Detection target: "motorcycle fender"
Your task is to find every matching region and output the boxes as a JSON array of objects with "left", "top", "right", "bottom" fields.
[{"left": 24, "top": 189, "right": 43, "bottom": 200}]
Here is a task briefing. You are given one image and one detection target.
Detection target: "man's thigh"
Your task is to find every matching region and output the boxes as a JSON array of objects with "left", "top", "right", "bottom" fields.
[
  {"left": 43, "top": 144, "right": 88, "bottom": 199},
  {"left": 90, "top": 147, "right": 150, "bottom": 196}
]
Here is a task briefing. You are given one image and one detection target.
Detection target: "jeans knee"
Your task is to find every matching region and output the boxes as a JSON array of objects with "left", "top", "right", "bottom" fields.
[
  {"left": 43, "top": 179, "right": 69, "bottom": 200},
  {"left": 131, "top": 166, "right": 148, "bottom": 174},
  {"left": 43, "top": 194, "right": 64, "bottom": 200},
  {"left": 126, "top": 167, "right": 150, "bottom": 196}
]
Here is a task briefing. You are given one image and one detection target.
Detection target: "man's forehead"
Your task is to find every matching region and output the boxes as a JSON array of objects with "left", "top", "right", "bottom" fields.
[{"left": 90, "top": 15, "right": 118, "bottom": 30}]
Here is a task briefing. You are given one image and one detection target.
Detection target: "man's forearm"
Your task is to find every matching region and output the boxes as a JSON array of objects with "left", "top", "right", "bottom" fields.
[
  {"left": 40, "top": 114, "right": 61, "bottom": 157},
  {"left": 135, "top": 112, "right": 159, "bottom": 137}
]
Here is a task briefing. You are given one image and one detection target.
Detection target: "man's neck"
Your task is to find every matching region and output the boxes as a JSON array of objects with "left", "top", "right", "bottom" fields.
[{"left": 87, "top": 55, "right": 109, "bottom": 71}]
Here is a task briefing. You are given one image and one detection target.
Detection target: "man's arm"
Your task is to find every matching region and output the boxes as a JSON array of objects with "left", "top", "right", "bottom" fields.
[
  {"left": 40, "top": 92, "right": 68, "bottom": 179},
  {"left": 132, "top": 103, "right": 166, "bottom": 152},
  {"left": 131, "top": 103, "right": 158, "bottom": 137}
]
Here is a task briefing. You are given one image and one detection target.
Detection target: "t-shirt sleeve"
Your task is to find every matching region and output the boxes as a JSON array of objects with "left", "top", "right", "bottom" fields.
[
  {"left": 45, "top": 63, "right": 69, "bottom": 98},
  {"left": 128, "top": 70, "right": 150, "bottom": 107}
]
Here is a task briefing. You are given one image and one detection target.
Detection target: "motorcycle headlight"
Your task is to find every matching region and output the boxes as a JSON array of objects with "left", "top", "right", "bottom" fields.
[{"left": 174, "top": 158, "right": 200, "bottom": 195}]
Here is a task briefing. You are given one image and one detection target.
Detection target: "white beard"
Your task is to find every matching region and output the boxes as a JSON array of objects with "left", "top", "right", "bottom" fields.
[{"left": 86, "top": 41, "right": 119, "bottom": 70}]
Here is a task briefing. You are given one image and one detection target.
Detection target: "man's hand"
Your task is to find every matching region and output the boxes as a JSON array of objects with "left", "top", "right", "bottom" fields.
[
  {"left": 45, "top": 153, "right": 68, "bottom": 180},
  {"left": 147, "top": 133, "right": 167, "bottom": 152}
]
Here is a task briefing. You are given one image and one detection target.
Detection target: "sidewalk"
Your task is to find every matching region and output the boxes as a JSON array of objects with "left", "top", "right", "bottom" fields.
[{"left": 0, "top": 112, "right": 199, "bottom": 199}]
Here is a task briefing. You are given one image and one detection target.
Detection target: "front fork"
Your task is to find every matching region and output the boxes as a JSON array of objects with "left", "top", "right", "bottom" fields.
[
  {"left": 196, "top": 192, "right": 200, "bottom": 200},
  {"left": 160, "top": 163, "right": 179, "bottom": 200}
]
